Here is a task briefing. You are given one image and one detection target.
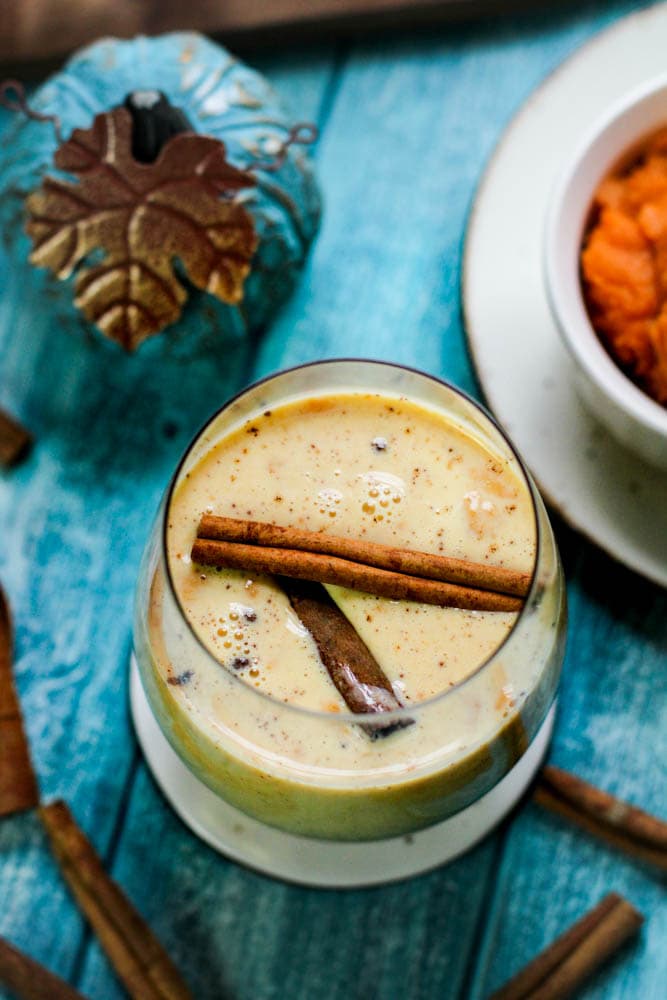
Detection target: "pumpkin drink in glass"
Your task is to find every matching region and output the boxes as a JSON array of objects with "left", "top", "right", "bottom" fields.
[{"left": 132, "top": 361, "right": 566, "bottom": 885}]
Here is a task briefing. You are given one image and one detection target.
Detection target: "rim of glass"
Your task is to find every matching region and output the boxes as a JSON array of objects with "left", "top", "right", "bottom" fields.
[{"left": 161, "top": 358, "right": 542, "bottom": 724}]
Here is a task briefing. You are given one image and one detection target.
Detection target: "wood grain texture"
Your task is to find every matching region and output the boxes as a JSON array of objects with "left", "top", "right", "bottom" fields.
[
  {"left": 0, "top": 48, "right": 336, "bottom": 1000},
  {"left": 1, "top": 5, "right": 665, "bottom": 1000},
  {"left": 471, "top": 548, "right": 667, "bottom": 999},
  {"left": 80, "top": 768, "right": 499, "bottom": 1000}
]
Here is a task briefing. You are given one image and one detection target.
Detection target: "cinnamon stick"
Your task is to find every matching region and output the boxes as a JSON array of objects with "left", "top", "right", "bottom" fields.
[
  {"left": 490, "top": 892, "right": 643, "bottom": 1000},
  {"left": 39, "top": 800, "right": 192, "bottom": 1000},
  {"left": 191, "top": 538, "right": 522, "bottom": 613},
  {"left": 284, "top": 581, "right": 412, "bottom": 735},
  {"left": 0, "top": 408, "right": 32, "bottom": 468},
  {"left": 0, "top": 584, "right": 39, "bottom": 817},
  {"left": 534, "top": 766, "right": 667, "bottom": 871},
  {"left": 198, "top": 513, "right": 531, "bottom": 598},
  {"left": 0, "top": 935, "right": 88, "bottom": 1000}
]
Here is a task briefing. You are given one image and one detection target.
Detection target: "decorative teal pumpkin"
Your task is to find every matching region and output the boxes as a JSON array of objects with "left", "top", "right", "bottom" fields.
[{"left": 0, "top": 32, "right": 321, "bottom": 349}]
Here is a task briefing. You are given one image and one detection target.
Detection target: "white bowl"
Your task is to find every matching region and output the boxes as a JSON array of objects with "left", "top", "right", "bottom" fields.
[{"left": 544, "top": 73, "right": 667, "bottom": 469}]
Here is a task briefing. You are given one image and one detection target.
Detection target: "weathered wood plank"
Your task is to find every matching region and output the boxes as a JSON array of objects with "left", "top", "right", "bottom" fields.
[
  {"left": 2, "top": 5, "right": 665, "bottom": 1000},
  {"left": 71, "top": 8, "right": 657, "bottom": 1000},
  {"left": 254, "top": 8, "right": 626, "bottom": 386},
  {"left": 470, "top": 549, "right": 667, "bottom": 999},
  {"left": 0, "top": 51, "right": 337, "bottom": 1000},
  {"left": 0, "top": 223, "right": 254, "bottom": 984},
  {"left": 78, "top": 766, "right": 499, "bottom": 1000}
]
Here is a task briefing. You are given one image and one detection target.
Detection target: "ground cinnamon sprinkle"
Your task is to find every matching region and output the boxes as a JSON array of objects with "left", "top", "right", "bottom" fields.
[{"left": 581, "top": 127, "right": 667, "bottom": 405}]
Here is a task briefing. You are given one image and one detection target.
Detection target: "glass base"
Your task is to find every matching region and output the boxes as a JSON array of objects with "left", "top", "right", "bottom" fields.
[{"left": 130, "top": 656, "right": 556, "bottom": 888}]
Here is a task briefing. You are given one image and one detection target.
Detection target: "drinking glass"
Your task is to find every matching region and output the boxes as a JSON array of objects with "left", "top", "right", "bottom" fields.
[{"left": 132, "top": 361, "right": 566, "bottom": 876}]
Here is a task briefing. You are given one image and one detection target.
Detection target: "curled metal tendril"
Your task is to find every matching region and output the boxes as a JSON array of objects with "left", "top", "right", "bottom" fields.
[
  {"left": 252, "top": 122, "right": 318, "bottom": 173},
  {"left": 0, "top": 79, "right": 62, "bottom": 142},
  {"left": 0, "top": 82, "right": 315, "bottom": 172}
]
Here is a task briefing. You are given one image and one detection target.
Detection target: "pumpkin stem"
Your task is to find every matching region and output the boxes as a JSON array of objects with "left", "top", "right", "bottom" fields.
[{"left": 123, "top": 90, "right": 193, "bottom": 164}]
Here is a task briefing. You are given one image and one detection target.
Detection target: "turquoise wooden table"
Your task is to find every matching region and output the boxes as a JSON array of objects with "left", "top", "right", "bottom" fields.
[{"left": 1, "top": 2, "right": 665, "bottom": 997}]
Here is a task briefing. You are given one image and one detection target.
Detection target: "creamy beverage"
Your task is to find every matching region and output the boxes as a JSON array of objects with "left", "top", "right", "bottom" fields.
[
  {"left": 134, "top": 362, "right": 565, "bottom": 841},
  {"left": 169, "top": 393, "right": 533, "bottom": 706}
]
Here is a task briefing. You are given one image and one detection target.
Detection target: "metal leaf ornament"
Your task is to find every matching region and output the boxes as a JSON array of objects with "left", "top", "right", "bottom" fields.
[{"left": 25, "top": 103, "right": 258, "bottom": 350}]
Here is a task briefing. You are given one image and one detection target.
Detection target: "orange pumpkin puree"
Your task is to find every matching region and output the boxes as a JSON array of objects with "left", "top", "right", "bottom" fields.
[{"left": 581, "top": 128, "right": 667, "bottom": 405}]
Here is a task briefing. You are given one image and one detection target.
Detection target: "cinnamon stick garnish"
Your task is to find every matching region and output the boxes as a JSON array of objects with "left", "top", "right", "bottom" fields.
[
  {"left": 0, "top": 408, "right": 32, "bottom": 468},
  {"left": 39, "top": 800, "right": 192, "bottom": 1000},
  {"left": 534, "top": 765, "right": 667, "bottom": 871},
  {"left": 191, "top": 538, "right": 522, "bottom": 613},
  {"left": 0, "top": 584, "right": 39, "bottom": 817},
  {"left": 490, "top": 892, "right": 643, "bottom": 1000},
  {"left": 284, "top": 581, "right": 412, "bottom": 735},
  {"left": 198, "top": 513, "right": 531, "bottom": 598},
  {"left": 0, "top": 935, "right": 88, "bottom": 1000}
]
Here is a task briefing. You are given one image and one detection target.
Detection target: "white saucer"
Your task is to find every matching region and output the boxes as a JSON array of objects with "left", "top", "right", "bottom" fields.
[
  {"left": 130, "top": 657, "right": 555, "bottom": 888},
  {"left": 463, "top": 4, "right": 667, "bottom": 588}
]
